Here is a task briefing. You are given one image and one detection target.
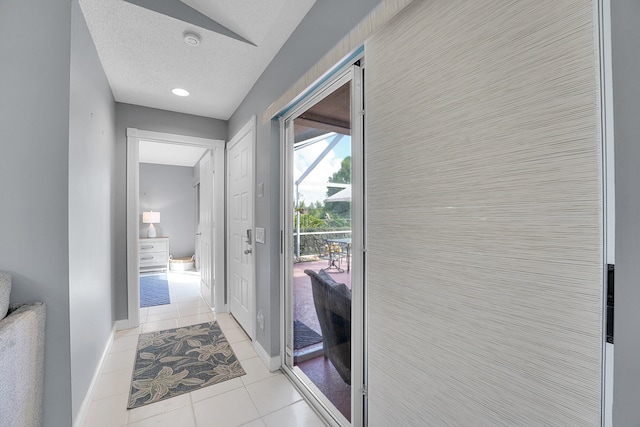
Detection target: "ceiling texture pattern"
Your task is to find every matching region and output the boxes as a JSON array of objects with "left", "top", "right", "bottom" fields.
[{"left": 79, "top": 0, "right": 316, "bottom": 119}]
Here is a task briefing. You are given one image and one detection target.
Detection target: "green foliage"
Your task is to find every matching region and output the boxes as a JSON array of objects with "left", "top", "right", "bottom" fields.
[
  {"left": 294, "top": 156, "right": 352, "bottom": 255},
  {"left": 325, "top": 156, "right": 351, "bottom": 218},
  {"left": 326, "top": 157, "right": 351, "bottom": 196}
]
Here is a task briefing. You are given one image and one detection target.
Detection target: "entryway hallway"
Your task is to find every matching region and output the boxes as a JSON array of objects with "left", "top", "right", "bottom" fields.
[{"left": 84, "top": 271, "right": 326, "bottom": 427}]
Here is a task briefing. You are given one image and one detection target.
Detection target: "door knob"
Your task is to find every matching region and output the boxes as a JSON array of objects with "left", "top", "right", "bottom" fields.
[{"left": 244, "top": 248, "right": 252, "bottom": 255}]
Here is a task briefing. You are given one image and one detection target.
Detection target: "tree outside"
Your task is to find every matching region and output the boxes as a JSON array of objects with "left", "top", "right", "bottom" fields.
[{"left": 294, "top": 156, "right": 351, "bottom": 256}]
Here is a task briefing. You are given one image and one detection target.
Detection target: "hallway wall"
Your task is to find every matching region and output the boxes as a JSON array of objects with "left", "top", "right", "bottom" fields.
[
  {"left": 0, "top": 0, "right": 74, "bottom": 424},
  {"left": 0, "top": 0, "right": 119, "bottom": 424},
  {"left": 69, "top": 0, "right": 117, "bottom": 421},
  {"left": 139, "top": 163, "right": 197, "bottom": 258}
]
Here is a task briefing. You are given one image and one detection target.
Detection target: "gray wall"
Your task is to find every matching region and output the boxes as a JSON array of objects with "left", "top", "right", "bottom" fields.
[
  {"left": 228, "top": 0, "right": 381, "bottom": 356},
  {"left": 365, "top": 1, "right": 602, "bottom": 424},
  {"left": 0, "top": 0, "right": 73, "bottom": 425},
  {"left": 114, "top": 103, "right": 227, "bottom": 319},
  {"left": 69, "top": 0, "right": 117, "bottom": 421},
  {"left": 139, "top": 163, "right": 196, "bottom": 258},
  {"left": 611, "top": 0, "right": 640, "bottom": 425}
]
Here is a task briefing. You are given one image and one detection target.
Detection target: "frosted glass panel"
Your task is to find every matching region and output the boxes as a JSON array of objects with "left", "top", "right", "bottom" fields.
[{"left": 365, "top": 0, "right": 603, "bottom": 425}]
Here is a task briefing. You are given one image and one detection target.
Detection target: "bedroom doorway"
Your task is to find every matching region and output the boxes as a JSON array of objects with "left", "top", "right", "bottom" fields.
[{"left": 126, "top": 129, "right": 225, "bottom": 328}]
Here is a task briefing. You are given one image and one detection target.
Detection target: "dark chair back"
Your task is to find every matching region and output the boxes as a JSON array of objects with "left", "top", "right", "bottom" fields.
[{"left": 304, "top": 269, "right": 351, "bottom": 384}]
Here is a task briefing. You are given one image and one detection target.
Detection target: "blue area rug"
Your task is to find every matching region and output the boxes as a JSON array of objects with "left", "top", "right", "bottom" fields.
[{"left": 140, "top": 275, "right": 170, "bottom": 308}]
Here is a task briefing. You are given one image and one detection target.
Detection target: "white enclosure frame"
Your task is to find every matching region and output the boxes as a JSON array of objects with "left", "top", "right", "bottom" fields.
[
  {"left": 280, "top": 62, "right": 365, "bottom": 427},
  {"left": 597, "top": 0, "right": 615, "bottom": 425},
  {"left": 126, "top": 128, "right": 225, "bottom": 328}
]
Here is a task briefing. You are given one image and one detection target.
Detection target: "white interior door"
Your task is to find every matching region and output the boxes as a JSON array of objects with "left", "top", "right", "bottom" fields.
[
  {"left": 199, "top": 151, "right": 214, "bottom": 307},
  {"left": 227, "top": 118, "right": 255, "bottom": 338}
]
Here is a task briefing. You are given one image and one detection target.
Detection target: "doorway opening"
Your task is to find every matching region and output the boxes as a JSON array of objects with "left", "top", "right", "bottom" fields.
[
  {"left": 126, "top": 128, "right": 225, "bottom": 328},
  {"left": 281, "top": 63, "right": 364, "bottom": 426}
]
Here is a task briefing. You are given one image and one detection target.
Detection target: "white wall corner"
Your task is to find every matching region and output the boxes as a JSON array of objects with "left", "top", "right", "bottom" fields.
[{"left": 253, "top": 340, "right": 282, "bottom": 372}]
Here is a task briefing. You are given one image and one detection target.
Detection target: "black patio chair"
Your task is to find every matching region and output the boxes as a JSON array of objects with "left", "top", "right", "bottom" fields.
[{"left": 304, "top": 269, "right": 351, "bottom": 384}]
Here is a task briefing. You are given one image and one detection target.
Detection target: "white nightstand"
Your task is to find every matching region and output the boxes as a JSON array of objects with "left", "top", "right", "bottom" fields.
[{"left": 139, "top": 237, "right": 169, "bottom": 273}]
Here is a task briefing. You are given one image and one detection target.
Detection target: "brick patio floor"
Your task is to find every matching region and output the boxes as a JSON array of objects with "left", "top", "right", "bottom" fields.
[{"left": 292, "top": 258, "right": 352, "bottom": 421}]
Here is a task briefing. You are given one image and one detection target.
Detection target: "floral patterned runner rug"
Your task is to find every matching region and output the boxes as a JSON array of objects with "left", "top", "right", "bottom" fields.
[{"left": 127, "top": 321, "right": 246, "bottom": 409}]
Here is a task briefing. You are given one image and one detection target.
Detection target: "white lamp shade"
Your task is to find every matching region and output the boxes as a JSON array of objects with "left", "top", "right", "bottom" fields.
[{"left": 142, "top": 211, "right": 160, "bottom": 224}]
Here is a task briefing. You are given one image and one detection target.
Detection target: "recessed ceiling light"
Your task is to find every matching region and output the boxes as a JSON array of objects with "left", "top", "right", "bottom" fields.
[
  {"left": 172, "top": 88, "right": 190, "bottom": 97},
  {"left": 183, "top": 32, "right": 201, "bottom": 46}
]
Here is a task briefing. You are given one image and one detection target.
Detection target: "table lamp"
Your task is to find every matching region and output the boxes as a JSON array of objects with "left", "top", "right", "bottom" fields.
[{"left": 142, "top": 211, "right": 160, "bottom": 238}]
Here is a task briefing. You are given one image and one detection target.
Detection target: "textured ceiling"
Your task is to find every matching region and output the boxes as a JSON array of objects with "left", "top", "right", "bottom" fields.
[{"left": 79, "top": 0, "right": 315, "bottom": 119}]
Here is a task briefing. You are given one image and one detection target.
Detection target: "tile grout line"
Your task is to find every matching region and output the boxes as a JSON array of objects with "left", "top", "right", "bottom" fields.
[{"left": 188, "top": 392, "right": 198, "bottom": 427}]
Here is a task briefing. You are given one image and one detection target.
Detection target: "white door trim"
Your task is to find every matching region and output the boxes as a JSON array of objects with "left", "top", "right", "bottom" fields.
[
  {"left": 126, "top": 128, "right": 225, "bottom": 328},
  {"left": 226, "top": 116, "right": 257, "bottom": 339}
]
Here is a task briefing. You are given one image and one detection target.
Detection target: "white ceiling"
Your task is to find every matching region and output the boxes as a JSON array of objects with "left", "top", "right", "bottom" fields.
[
  {"left": 79, "top": 0, "right": 316, "bottom": 120},
  {"left": 139, "top": 140, "right": 207, "bottom": 167}
]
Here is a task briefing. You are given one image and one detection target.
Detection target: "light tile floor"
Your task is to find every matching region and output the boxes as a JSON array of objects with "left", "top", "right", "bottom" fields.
[{"left": 84, "top": 272, "right": 327, "bottom": 427}]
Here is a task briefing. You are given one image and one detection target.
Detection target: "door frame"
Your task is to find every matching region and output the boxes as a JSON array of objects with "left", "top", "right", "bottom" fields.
[
  {"left": 280, "top": 62, "right": 365, "bottom": 427},
  {"left": 125, "top": 128, "right": 225, "bottom": 328},
  {"left": 225, "top": 116, "right": 257, "bottom": 339}
]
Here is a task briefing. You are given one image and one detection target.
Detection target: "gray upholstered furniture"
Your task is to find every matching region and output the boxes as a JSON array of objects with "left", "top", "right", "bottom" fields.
[
  {"left": 0, "top": 272, "right": 46, "bottom": 427},
  {"left": 304, "top": 269, "right": 352, "bottom": 384}
]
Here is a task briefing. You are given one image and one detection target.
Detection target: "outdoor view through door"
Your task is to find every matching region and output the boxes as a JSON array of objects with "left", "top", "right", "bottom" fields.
[{"left": 289, "top": 79, "right": 354, "bottom": 422}]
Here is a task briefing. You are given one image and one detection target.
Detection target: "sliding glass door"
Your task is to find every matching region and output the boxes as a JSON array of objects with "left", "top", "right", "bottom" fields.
[{"left": 282, "top": 64, "right": 364, "bottom": 426}]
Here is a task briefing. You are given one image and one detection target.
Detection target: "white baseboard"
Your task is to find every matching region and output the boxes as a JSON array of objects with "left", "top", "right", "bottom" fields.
[
  {"left": 73, "top": 324, "right": 118, "bottom": 427},
  {"left": 253, "top": 340, "right": 282, "bottom": 372}
]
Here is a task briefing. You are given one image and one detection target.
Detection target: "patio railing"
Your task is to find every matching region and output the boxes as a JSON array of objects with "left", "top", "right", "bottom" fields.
[{"left": 294, "top": 230, "right": 351, "bottom": 258}]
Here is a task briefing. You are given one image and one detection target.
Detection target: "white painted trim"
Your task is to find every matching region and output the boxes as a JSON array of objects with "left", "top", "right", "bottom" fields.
[
  {"left": 126, "top": 128, "right": 226, "bottom": 327},
  {"left": 253, "top": 340, "right": 282, "bottom": 372},
  {"left": 280, "top": 117, "right": 293, "bottom": 369},
  {"left": 73, "top": 325, "right": 117, "bottom": 427},
  {"left": 226, "top": 116, "right": 257, "bottom": 339},
  {"left": 605, "top": 342, "right": 614, "bottom": 427},
  {"left": 597, "top": 0, "right": 614, "bottom": 426},
  {"left": 128, "top": 128, "right": 225, "bottom": 148},
  {"left": 279, "top": 115, "right": 289, "bottom": 378},
  {"left": 126, "top": 132, "right": 141, "bottom": 328},
  {"left": 226, "top": 116, "right": 255, "bottom": 151},
  {"left": 212, "top": 146, "right": 226, "bottom": 311},
  {"left": 349, "top": 63, "right": 366, "bottom": 427}
]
